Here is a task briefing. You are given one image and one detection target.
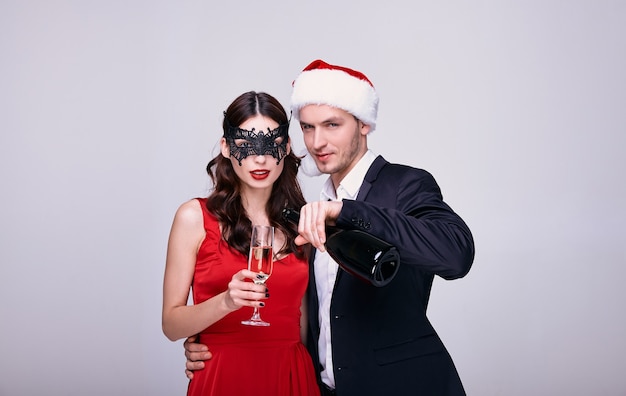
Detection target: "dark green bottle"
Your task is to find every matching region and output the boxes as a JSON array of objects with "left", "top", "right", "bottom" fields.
[{"left": 282, "top": 208, "right": 400, "bottom": 287}]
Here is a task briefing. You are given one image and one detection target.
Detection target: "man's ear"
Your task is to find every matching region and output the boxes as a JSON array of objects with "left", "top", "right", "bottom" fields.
[{"left": 359, "top": 120, "right": 371, "bottom": 136}]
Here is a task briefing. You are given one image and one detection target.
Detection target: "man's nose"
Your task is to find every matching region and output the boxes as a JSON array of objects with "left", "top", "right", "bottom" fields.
[{"left": 310, "top": 129, "right": 326, "bottom": 149}]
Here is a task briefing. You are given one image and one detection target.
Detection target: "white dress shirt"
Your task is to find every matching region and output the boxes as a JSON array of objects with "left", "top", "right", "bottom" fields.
[{"left": 315, "top": 150, "right": 377, "bottom": 389}]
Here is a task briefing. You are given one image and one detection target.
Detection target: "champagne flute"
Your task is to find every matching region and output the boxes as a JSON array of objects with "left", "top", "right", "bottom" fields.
[{"left": 241, "top": 225, "right": 274, "bottom": 326}]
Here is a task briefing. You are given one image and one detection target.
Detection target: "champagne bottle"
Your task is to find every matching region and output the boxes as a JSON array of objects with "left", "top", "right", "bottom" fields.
[{"left": 282, "top": 208, "right": 400, "bottom": 287}]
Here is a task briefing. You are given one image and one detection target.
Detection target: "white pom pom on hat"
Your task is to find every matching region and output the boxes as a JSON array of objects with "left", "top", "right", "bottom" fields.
[
  {"left": 290, "top": 59, "right": 379, "bottom": 132},
  {"left": 297, "top": 147, "right": 323, "bottom": 177}
]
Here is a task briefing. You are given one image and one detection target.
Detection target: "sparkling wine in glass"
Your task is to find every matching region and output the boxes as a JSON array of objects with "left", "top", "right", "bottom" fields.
[{"left": 241, "top": 225, "right": 274, "bottom": 326}]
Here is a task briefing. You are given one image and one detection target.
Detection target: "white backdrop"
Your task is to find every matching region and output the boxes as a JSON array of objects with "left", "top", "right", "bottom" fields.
[{"left": 1, "top": 1, "right": 625, "bottom": 395}]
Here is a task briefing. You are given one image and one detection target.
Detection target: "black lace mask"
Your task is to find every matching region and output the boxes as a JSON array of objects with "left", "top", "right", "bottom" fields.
[{"left": 224, "top": 116, "right": 289, "bottom": 166}]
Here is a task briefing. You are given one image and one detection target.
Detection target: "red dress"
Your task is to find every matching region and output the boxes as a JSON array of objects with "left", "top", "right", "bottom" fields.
[{"left": 187, "top": 199, "right": 320, "bottom": 396}]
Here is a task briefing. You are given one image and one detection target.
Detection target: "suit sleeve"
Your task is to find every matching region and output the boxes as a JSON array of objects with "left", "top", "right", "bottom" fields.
[{"left": 336, "top": 167, "right": 475, "bottom": 280}]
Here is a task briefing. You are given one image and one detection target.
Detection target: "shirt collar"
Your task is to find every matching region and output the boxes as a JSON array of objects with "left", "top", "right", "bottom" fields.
[{"left": 320, "top": 150, "right": 377, "bottom": 201}]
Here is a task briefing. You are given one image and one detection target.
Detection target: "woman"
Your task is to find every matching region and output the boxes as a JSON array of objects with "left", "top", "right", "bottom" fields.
[{"left": 162, "top": 91, "right": 320, "bottom": 396}]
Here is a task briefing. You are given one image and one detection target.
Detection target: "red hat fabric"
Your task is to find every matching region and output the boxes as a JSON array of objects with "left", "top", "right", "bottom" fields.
[{"left": 291, "top": 59, "right": 379, "bottom": 132}]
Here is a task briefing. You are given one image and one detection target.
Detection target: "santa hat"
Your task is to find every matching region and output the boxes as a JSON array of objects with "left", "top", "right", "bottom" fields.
[{"left": 291, "top": 59, "right": 379, "bottom": 132}]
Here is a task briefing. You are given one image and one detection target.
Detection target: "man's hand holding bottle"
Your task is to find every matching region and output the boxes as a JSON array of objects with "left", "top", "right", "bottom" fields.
[{"left": 291, "top": 201, "right": 343, "bottom": 252}]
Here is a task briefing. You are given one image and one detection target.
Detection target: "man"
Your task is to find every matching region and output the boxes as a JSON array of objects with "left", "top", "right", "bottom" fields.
[{"left": 185, "top": 60, "right": 475, "bottom": 395}]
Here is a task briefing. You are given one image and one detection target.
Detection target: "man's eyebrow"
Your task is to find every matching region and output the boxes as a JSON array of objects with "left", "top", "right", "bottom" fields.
[{"left": 300, "top": 117, "right": 343, "bottom": 125}]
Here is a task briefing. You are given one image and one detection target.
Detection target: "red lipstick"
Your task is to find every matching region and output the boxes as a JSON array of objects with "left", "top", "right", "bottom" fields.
[{"left": 250, "top": 169, "right": 270, "bottom": 180}]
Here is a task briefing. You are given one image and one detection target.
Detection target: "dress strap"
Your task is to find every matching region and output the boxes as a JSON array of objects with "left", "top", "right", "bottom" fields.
[{"left": 195, "top": 197, "right": 219, "bottom": 234}]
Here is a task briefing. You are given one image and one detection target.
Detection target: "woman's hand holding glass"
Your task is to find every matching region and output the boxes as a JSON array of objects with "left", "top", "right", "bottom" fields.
[{"left": 221, "top": 268, "right": 269, "bottom": 312}]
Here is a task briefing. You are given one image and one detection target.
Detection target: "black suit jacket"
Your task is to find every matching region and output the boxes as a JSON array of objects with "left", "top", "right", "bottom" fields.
[{"left": 306, "top": 156, "right": 475, "bottom": 396}]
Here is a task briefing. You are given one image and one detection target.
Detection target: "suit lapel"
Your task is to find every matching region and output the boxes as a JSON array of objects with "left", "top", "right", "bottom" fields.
[{"left": 355, "top": 155, "right": 387, "bottom": 202}]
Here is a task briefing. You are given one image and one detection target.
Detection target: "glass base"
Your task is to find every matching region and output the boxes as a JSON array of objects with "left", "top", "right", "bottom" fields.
[{"left": 241, "top": 318, "right": 270, "bottom": 326}]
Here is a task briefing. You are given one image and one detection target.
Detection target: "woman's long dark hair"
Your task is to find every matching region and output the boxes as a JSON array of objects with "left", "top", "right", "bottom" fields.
[{"left": 205, "top": 91, "right": 308, "bottom": 259}]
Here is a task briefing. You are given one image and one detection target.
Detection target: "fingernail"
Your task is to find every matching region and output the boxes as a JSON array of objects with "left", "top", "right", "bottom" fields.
[
  {"left": 265, "top": 293, "right": 270, "bottom": 297},
  {"left": 259, "top": 302, "right": 265, "bottom": 307},
  {"left": 265, "top": 288, "right": 269, "bottom": 292}
]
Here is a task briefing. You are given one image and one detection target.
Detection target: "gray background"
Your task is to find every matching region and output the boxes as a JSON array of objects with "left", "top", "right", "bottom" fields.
[{"left": 1, "top": 1, "right": 624, "bottom": 395}]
